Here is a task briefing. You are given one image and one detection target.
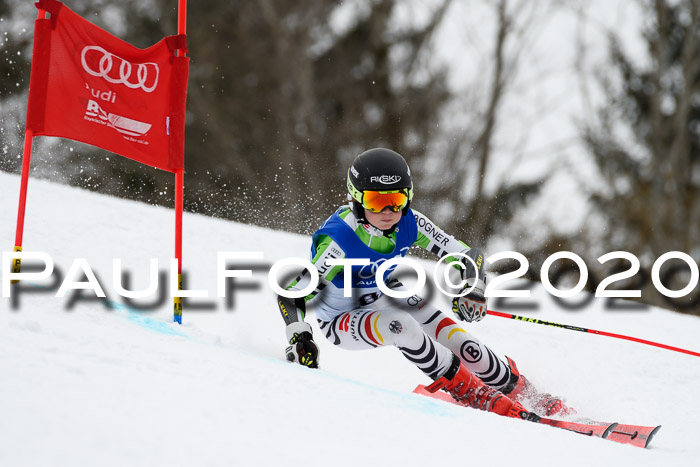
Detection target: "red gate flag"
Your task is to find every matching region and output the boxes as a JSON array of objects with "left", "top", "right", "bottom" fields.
[{"left": 26, "top": 0, "right": 189, "bottom": 172}]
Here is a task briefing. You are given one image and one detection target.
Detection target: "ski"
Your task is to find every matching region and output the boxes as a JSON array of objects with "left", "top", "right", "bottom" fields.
[
  {"left": 414, "top": 384, "right": 661, "bottom": 448},
  {"left": 536, "top": 417, "right": 618, "bottom": 439},
  {"left": 603, "top": 423, "right": 662, "bottom": 448}
]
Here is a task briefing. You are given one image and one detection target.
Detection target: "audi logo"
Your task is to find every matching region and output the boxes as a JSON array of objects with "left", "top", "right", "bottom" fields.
[
  {"left": 358, "top": 259, "right": 389, "bottom": 279},
  {"left": 358, "top": 247, "right": 411, "bottom": 279},
  {"left": 81, "top": 45, "right": 160, "bottom": 93}
]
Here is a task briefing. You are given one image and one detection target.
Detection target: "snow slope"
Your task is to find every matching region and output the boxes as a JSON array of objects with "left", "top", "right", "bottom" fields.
[{"left": 1, "top": 171, "right": 699, "bottom": 467}]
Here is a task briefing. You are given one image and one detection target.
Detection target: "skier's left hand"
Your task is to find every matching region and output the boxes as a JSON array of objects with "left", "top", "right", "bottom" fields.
[
  {"left": 285, "top": 331, "right": 320, "bottom": 368},
  {"left": 452, "top": 278, "right": 487, "bottom": 322}
]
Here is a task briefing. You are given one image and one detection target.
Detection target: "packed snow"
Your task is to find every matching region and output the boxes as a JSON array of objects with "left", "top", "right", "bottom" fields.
[{"left": 1, "top": 171, "right": 699, "bottom": 467}]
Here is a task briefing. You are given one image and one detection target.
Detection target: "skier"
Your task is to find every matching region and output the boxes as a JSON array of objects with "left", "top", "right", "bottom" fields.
[{"left": 277, "top": 148, "right": 572, "bottom": 419}]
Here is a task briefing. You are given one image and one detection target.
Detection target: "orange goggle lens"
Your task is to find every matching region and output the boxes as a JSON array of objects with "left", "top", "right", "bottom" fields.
[{"left": 362, "top": 190, "right": 409, "bottom": 213}]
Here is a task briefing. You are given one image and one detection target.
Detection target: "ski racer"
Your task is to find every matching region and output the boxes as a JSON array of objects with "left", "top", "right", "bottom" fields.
[{"left": 277, "top": 147, "right": 572, "bottom": 419}]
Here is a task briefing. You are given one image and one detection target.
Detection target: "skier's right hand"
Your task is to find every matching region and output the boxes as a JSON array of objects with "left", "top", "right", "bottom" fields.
[
  {"left": 285, "top": 331, "right": 320, "bottom": 368},
  {"left": 452, "top": 277, "right": 487, "bottom": 323}
]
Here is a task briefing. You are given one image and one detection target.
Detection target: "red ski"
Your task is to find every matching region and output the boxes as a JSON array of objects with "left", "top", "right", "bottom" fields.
[
  {"left": 414, "top": 384, "right": 661, "bottom": 448},
  {"left": 596, "top": 423, "right": 662, "bottom": 449}
]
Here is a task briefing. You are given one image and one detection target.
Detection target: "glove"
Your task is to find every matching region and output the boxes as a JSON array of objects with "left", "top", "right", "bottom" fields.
[
  {"left": 452, "top": 277, "right": 487, "bottom": 322},
  {"left": 285, "top": 331, "right": 320, "bottom": 368}
]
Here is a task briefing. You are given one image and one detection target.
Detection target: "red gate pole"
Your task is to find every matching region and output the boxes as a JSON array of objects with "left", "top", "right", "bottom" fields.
[
  {"left": 11, "top": 8, "right": 46, "bottom": 282},
  {"left": 11, "top": 130, "right": 35, "bottom": 282},
  {"left": 173, "top": 0, "right": 187, "bottom": 323},
  {"left": 174, "top": 169, "right": 184, "bottom": 323}
]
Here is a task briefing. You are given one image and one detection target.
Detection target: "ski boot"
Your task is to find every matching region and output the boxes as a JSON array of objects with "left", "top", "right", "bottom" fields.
[
  {"left": 502, "top": 356, "right": 575, "bottom": 417},
  {"left": 426, "top": 355, "right": 537, "bottom": 421}
]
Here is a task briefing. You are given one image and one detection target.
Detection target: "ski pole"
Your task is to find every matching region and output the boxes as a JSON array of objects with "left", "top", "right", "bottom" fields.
[{"left": 486, "top": 309, "right": 700, "bottom": 358}]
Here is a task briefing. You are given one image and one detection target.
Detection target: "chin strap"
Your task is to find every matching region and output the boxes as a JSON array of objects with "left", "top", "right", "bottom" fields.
[
  {"left": 402, "top": 200, "right": 411, "bottom": 216},
  {"left": 351, "top": 200, "right": 368, "bottom": 224}
]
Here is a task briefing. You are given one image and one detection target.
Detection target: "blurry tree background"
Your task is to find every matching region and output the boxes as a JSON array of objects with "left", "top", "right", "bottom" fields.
[
  {"left": 580, "top": 0, "right": 700, "bottom": 312},
  {"left": 0, "top": 0, "right": 697, "bottom": 313}
]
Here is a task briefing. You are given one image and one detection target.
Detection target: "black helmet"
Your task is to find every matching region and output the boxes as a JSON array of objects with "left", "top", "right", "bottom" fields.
[{"left": 347, "top": 148, "right": 414, "bottom": 224}]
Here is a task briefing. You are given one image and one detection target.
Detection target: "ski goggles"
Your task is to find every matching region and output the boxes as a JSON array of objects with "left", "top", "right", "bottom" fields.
[{"left": 361, "top": 189, "right": 410, "bottom": 213}]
